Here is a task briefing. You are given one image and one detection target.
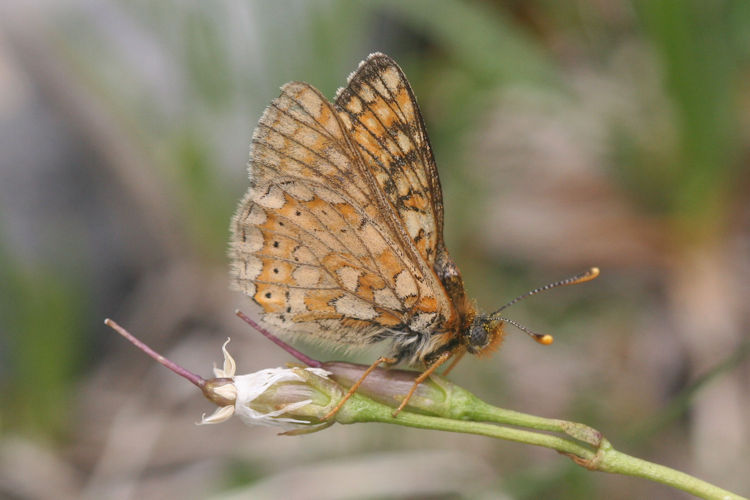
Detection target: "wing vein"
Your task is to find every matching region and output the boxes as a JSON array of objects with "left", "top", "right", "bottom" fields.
[{"left": 273, "top": 178, "right": 404, "bottom": 301}]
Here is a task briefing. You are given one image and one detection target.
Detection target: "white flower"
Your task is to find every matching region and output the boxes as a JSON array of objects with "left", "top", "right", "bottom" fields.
[
  {"left": 232, "top": 367, "right": 331, "bottom": 429},
  {"left": 199, "top": 339, "right": 337, "bottom": 431}
]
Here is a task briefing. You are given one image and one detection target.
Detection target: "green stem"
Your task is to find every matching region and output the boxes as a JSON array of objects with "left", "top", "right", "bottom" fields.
[
  {"left": 456, "top": 394, "right": 745, "bottom": 498},
  {"left": 457, "top": 394, "right": 602, "bottom": 446},
  {"left": 335, "top": 394, "right": 747, "bottom": 500},
  {"left": 596, "top": 442, "right": 745, "bottom": 500},
  {"left": 339, "top": 393, "right": 595, "bottom": 460},
  {"left": 409, "top": 374, "right": 604, "bottom": 446}
]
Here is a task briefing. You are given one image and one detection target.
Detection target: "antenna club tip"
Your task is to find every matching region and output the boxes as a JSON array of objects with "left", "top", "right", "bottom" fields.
[
  {"left": 104, "top": 318, "right": 112, "bottom": 326},
  {"left": 538, "top": 334, "right": 554, "bottom": 345},
  {"left": 572, "top": 267, "right": 600, "bottom": 285}
]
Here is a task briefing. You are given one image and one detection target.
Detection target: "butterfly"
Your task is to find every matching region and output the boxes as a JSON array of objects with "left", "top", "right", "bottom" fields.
[{"left": 229, "top": 52, "right": 598, "bottom": 417}]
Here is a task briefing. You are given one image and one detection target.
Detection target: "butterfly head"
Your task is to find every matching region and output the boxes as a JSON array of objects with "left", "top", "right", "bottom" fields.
[
  {"left": 465, "top": 315, "right": 506, "bottom": 357},
  {"left": 463, "top": 268, "right": 600, "bottom": 353},
  {"left": 465, "top": 313, "right": 554, "bottom": 357}
]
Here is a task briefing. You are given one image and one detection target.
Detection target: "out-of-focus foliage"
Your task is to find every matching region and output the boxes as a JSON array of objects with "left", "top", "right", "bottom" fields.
[{"left": 0, "top": 1, "right": 748, "bottom": 499}]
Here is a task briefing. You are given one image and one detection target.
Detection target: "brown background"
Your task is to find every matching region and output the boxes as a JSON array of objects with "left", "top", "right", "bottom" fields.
[{"left": 1, "top": 1, "right": 749, "bottom": 499}]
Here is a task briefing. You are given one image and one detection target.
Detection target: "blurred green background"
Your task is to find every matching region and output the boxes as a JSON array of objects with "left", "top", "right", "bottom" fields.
[{"left": 1, "top": 1, "right": 749, "bottom": 499}]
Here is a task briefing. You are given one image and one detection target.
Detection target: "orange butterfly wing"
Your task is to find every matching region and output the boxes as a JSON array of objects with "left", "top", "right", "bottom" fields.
[
  {"left": 336, "top": 53, "right": 471, "bottom": 323},
  {"left": 230, "top": 75, "right": 457, "bottom": 362},
  {"left": 335, "top": 53, "right": 445, "bottom": 267}
]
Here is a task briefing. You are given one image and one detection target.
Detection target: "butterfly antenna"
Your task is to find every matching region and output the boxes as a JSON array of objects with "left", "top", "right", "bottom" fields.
[
  {"left": 498, "top": 317, "right": 554, "bottom": 345},
  {"left": 490, "top": 267, "right": 599, "bottom": 317}
]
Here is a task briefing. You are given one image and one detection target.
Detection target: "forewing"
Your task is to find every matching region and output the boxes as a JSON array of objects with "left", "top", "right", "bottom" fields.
[
  {"left": 230, "top": 82, "right": 454, "bottom": 346},
  {"left": 335, "top": 53, "right": 445, "bottom": 266}
]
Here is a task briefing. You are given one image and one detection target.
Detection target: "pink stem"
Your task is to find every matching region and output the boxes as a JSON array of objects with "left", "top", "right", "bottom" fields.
[
  {"left": 104, "top": 318, "right": 205, "bottom": 389},
  {"left": 234, "top": 310, "right": 323, "bottom": 368}
]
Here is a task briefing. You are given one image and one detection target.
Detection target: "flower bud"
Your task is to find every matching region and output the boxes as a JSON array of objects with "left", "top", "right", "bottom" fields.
[{"left": 321, "top": 361, "right": 453, "bottom": 416}]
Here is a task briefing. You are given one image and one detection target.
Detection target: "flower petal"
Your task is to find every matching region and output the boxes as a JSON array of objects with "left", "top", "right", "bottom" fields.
[
  {"left": 233, "top": 368, "right": 320, "bottom": 429},
  {"left": 199, "top": 405, "right": 235, "bottom": 425},
  {"left": 213, "top": 338, "right": 236, "bottom": 378},
  {"left": 221, "top": 338, "right": 236, "bottom": 376}
]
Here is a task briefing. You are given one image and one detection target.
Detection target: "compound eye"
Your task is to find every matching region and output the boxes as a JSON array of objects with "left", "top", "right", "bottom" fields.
[{"left": 469, "top": 324, "right": 488, "bottom": 349}]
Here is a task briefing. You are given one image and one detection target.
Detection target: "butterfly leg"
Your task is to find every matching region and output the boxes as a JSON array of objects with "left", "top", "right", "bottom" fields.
[
  {"left": 392, "top": 351, "right": 452, "bottom": 417},
  {"left": 441, "top": 350, "right": 465, "bottom": 376},
  {"left": 322, "top": 356, "right": 396, "bottom": 420}
]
